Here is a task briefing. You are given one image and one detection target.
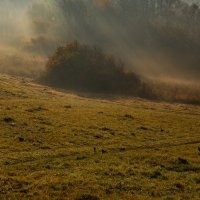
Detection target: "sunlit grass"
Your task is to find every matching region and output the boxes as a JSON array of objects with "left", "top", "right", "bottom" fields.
[{"left": 0, "top": 73, "right": 200, "bottom": 199}]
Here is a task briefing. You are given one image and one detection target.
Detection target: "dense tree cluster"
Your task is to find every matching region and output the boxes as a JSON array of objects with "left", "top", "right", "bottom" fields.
[
  {"left": 57, "top": 0, "right": 200, "bottom": 39},
  {"left": 49, "top": 0, "right": 200, "bottom": 80}
]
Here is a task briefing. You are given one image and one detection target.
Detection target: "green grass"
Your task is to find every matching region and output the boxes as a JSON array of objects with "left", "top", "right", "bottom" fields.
[{"left": 0, "top": 73, "right": 200, "bottom": 199}]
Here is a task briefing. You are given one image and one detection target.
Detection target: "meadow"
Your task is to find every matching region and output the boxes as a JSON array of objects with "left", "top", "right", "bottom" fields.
[{"left": 0, "top": 73, "right": 200, "bottom": 199}]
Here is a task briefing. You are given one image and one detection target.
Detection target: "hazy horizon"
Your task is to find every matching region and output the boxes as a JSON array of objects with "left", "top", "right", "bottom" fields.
[{"left": 0, "top": 0, "right": 200, "bottom": 84}]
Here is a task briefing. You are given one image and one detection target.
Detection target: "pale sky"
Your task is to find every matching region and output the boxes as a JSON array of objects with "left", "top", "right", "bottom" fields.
[{"left": 183, "top": 0, "right": 200, "bottom": 4}]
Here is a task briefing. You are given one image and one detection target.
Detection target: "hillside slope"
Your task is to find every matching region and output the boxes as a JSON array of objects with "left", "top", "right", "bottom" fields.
[{"left": 0, "top": 73, "right": 200, "bottom": 199}]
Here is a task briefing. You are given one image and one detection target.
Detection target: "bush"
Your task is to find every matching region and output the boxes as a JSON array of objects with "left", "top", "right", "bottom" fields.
[{"left": 39, "top": 41, "right": 141, "bottom": 96}]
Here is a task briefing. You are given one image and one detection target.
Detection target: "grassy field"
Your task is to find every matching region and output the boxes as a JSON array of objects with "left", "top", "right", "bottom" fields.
[{"left": 0, "top": 73, "right": 200, "bottom": 200}]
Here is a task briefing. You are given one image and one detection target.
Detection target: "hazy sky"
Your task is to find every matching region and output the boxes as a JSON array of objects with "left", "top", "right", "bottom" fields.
[
  {"left": 184, "top": 0, "right": 200, "bottom": 3},
  {"left": 180, "top": 0, "right": 200, "bottom": 5},
  {"left": 12, "top": 0, "right": 199, "bottom": 5}
]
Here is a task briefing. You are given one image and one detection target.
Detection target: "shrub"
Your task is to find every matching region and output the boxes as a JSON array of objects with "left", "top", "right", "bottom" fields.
[{"left": 39, "top": 41, "right": 141, "bottom": 96}]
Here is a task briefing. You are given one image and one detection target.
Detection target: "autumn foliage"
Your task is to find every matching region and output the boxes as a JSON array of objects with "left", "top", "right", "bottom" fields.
[{"left": 40, "top": 41, "right": 141, "bottom": 96}]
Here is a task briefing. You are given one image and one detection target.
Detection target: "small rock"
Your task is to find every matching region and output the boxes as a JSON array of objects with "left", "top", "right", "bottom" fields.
[
  {"left": 110, "top": 132, "right": 115, "bottom": 136},
  {"left": 3, "top": 117, "right": 14, "bottom": 123},
  {"left": 175, "top": 183, "right": 184, "bottom": 190},
  {"left": 178, "top": 157, "right": 189, "bottom": 165},
  {"left": 124, "top": 114, "right": 134, "bottom": 119},
  {"left": 102, "top": 149, "right": 107, "bottom": 154},
  {"left": 120, "top": 147, "right": 126, "bottom": 151},
  {"left": 75, "top": 194, "right": 100, "bottom": 200},
  {"left": 18, "top": 137, "right": 25, "bottom": 142},
  {"left": 94, "top": 134, "right": 103, "bottom": 139},
  {"left": 11, "top": 122, "right": 15, "bottom": 127},
  {"left": 130, "top": 132, "right": 136, "bottom": 136},
  {"left": 101, "top": 127, "right": 111, "bottom": 131},
  {"left": 64, "top": 105, "right": 72, "bottom": 109},
  {"left": 140, "top": 126, "right": 148, "bottom": 131}
]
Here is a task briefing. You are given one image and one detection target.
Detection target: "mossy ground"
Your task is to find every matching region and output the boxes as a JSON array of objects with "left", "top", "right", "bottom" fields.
[{"left": 0, "top": 73, "right": 200, "bottom": 199}]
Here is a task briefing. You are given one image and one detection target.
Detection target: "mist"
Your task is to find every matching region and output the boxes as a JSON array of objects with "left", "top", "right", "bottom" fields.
[
  {"left": 0, "top": 0, "right": 200, "bottom": 87},
  {"left": 52, "top": 0, "right": 200, "bottom": 83},
  {"left": 0, "top": 1, "right": 43, "bottom": 76}
]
